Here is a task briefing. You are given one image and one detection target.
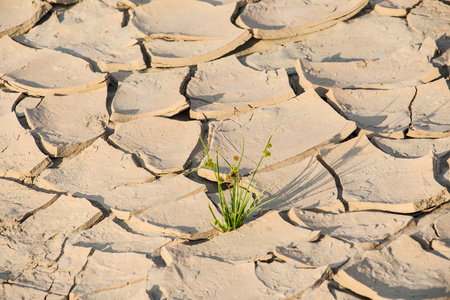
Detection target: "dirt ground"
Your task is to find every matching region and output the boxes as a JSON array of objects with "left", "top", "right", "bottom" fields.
[{"left": 0, "top": 0, "right": 449, "bottom": 299}]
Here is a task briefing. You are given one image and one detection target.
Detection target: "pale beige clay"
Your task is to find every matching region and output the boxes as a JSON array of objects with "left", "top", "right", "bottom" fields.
[
  {"left": 34, "top": 138, "right": 155, "bottom": 200},
  {"left": 5, "top": 240, "right": 87, "bottom": 296},
  {"left": 408, "top": 0, "right": 450, "bottom": 71},
  {"left": 199, "top": 89, "right": 356, "bottom": 181},
  {"left": 0, "top": 36, "right": 107, "bottom": 96},
  {"left": 410, "top": 208, "right": 450, "bottom": 248},
  {"left": 407, "top": 78, "right": 450, "bottom": 138},
  {"left": 1, "top": 0, "right": 450, "bottom": 297},
  {"left": 0, "top": 0, "right": 51, "bottom": 38},
  {"left": 100, "top": 0, "right": 139, "bottom": 9},
  {"left": 145, "top": 31, "right": 252, "bottom": 68},
  {"left": 0, "top": 113, "right": 51, "bottom": 180},
  {"left": 334, "top": 235, "right": 450, "bottom": 299},
  {"left": 299, "top": 281, "right": 362, "bottom": 300},
  {"left": 188, "top": 55, "right": 295, "bottom": 120},
  {"left": 0, "top": 130, "right": 51, "bottom": 180},
  {"left": 0, "top": 112, "right": 29, "bottom": 149},
  {"left": 166, "top": 211, "right": 321, "bottom": 262},
  {"left": 0, "top": 178, "right": 57, "bottom": 222},
  {"left": 326, "top": 86, "right": 415, "bottom": 138},
  {"left": 245, "top": 155, "right": 343, "bottom": 212},
  {"left": 14, "top": 95, "right": 41, "bottom": 118},
  {"left": 134, "top": 0, "right": 251, "bottom": 67},
  {"left": 319, "top": 134, "right": 450, "bottom": 213},
  {"left": 52, "top": 0, "right": 119, "bottom": 23},
  {"left": 431, "top": 239, "right": 450, "bottom": 259},
  {"left": 432, "top": 213, "right": 450, "bottom": 257},
  {"left": 70, "top": 251, "right": 153, "bottom": 299},
  {"left": 17, "top": 11, "right": 145, "bottom": 72},
  {"left": 20, "top": 195, "right": 102, "bottom": 240},
  {"left": 295, "top": 37, "right": 440, "bottom": 96},
  {"left": 0, "top": 36, "right": 40, "bottom": 74},
  {"left": 370, "top": 0, "right": 420, "bottom": 17},
  {"left": 407, "top": 0, "right": 450, "bottom": 41},
  {"left": 235, "top": 0, "right": 369, "bottom": 39},
  {"left": 148, "top": 253, "right": 275, "bottom": 299},
  {"left": 68, "top": 216, "right": 171, "bottom": 254},
  {"left": 127, "top": 191, "right": 222, "bottom": 238},
  {"left": 152, "top": 247, "right": 331, "bottom": 299},
  {"left": 0, "top": 89, "right": 19, "bottom": 117},
  {"left": 110, "top": 117, "right": 201, "bottom": 174},
  {"left": 274, "top": 235, "right": 354, "bottom": 268},
  {"left": 434, "top": 213, "right": 450, "bottom": 239},
  {"left": 102, "top": 174, "right": 206, "bottom": 219},
  {"left": 25, "top": 88, "right": 109, "bottom": 158},
  {"left": 132, "top": 0, "right": 243, "bottom": 40},
  {"left": 0, "top": 236, "right": 70, "bottom": 293},
  {"left": 47, "top": 244, "right": 92, "bottom": 295},
  {"left": 255, "top": 262, "right": 331, "bottom": 298},
  {"left": 288, "top": 208, "right": 413, "bottom": 249},
  {"left": 110, "top": 68, "right": 190, "bottom": 122},
  {"left": 12, "top": 241, "right": 85, "bottom": 294},
  {"left": 73, "top": 280, "right": 149, "bottom": 299},
  {"left": 241, "top": 12, "right": 423, "bottom": 73},
  {"left": 0, "top": 284, "right": 50, "bottom": 299},
  {"left": 372, "top": 135, "right": 450, "bottom": 159}
]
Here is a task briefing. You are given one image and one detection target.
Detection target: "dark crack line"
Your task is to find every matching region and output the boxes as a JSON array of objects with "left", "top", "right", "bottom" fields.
[
  {"left": 1, "top": 143, "right": 9, "bottom": 153},
  {"left": 121, "top": 9, "right": 130, "bottom": 27},
  {"left": 3, "top": 281, "right": 50, "bottom": 296},
  {"left": 316, "top": 154, "right": 349, "bottom": 212},
  {"left": 179, "top": 67, "right": 192, "bottom": 97},
  {"left": 19, "top": 194, "right": 60, "bottom": 223},
  {"left": 52, "top": 237, "right": 69, "bottom": 269},
  {"left": 139, "top": 41, "right": 151, "bottom": 69},
  {"left": 407, "top": 86, "right": 418, "bottom": 133},
  {"left": 66, "top": 248, "right": 95, "bottom": 298}
]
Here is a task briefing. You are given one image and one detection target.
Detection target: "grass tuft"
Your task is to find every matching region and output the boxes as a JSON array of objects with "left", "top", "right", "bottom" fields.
[{"left": 189, "top": 125, "right": 280, "bottom": 232}]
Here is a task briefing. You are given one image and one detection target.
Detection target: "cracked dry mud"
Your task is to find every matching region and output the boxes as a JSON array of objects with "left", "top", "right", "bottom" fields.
[{"left": 1, "top": 0, "right": 450, "bottom": 299}]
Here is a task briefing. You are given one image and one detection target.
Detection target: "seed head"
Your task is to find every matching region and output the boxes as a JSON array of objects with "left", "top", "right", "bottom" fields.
[
  {"left": 204, "top": 158, "right": 216, "bottom": 169},
  {"left": 263, "top": 150, "right": 271, "bottom": 157}
]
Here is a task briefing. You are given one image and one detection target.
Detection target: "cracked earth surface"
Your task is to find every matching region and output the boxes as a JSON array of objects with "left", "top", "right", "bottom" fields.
[{"left": 1, "top": 0, "right": 450, "bottom": 299}]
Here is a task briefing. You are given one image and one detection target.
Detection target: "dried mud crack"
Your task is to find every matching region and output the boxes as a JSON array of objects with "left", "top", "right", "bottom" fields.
[{"left": 1, "top": 0, "right": 450, "bottom": 299}]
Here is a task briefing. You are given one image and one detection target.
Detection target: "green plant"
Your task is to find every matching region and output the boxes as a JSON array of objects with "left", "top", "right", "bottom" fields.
[{"left": 191, "top": 128, "right": 278, "bottom": 232}]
